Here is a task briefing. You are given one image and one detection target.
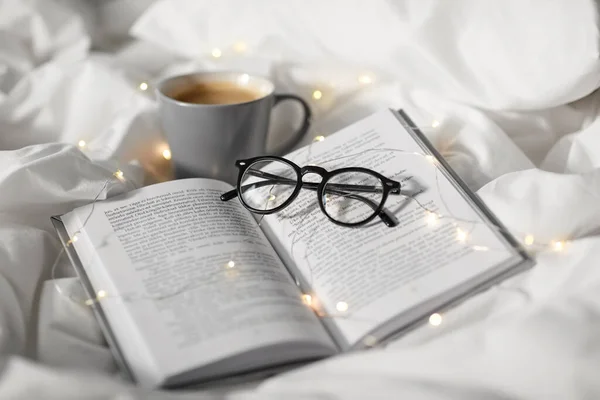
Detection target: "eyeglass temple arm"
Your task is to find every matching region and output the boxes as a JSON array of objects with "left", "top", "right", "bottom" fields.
[{"left": 220, "top": 171, "right": 400, "bottom": 227}]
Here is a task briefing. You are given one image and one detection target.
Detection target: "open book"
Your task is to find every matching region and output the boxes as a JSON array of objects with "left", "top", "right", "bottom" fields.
[{"left": 52, "top": 109, "right": 532, "bottom": 388}]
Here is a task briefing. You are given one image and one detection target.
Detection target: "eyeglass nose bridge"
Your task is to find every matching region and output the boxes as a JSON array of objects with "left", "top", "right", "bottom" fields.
[{"left": 300, "top": 165, "right": 327, "bottom": 176}]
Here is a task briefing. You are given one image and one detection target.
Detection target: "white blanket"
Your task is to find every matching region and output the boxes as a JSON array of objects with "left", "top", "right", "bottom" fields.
[{"left": 2, "top": 1, "right": 600, "bottom": 398}]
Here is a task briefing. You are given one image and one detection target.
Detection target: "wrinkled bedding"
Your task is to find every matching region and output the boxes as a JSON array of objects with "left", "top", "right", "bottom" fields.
[{"left": 1, "top": 0, "right": 600, "bottom": 398}]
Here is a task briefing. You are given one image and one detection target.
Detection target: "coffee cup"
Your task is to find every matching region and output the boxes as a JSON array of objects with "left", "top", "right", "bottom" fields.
[{"left": 156, "top": 72, "right": 311, "bottom": 183}]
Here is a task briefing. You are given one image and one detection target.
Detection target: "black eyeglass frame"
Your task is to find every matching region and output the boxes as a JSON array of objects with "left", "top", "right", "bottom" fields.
[{"left": 220, "top": 156, "right": 402, "bottom": 227}]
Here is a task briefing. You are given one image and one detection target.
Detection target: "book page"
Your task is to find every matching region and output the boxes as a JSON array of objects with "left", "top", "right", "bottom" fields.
[
  {"left": 62, "top": 178, "right": 335, "bottom": 387},
  {"left": 259, "top": 109, "right": 521, "bottom": 347}
]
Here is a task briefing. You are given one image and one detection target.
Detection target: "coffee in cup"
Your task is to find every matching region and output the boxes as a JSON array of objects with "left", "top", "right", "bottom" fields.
[
  {"left": 169, "top": 81, "right": 263, "bottom": 105},
  {"left": 156, "top": 72, "right": 311, "bottom": 183}
]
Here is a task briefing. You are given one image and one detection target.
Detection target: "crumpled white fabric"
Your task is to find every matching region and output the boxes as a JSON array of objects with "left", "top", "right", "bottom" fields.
[
  {"left": 2, "top": 0, "right": 600, "bottom": 398},
  {"left": 133, "top": 0, "right": 600, "bottom": 111}
]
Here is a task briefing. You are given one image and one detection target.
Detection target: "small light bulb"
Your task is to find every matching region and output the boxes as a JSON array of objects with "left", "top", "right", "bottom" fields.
[
  {"left": 426, "top": 211, "right": 439, "bottom": 226},
  {"left": 268, "top": 194, "right": 276, "bottom": 201},
  {"left": 313, "top": 135, "right": 325, "bottom": 142},
  {"left": 233, "top": 41, "right": 247, "bottom": 53},
  {"left": 425, "top": 155, "right": 437, "bottom": 164},
  {"left": 211, "top": 48, "right": 222, "bottom": 58},
  {"left": 456, "top": 228, "right": 468, "bottom": 242},
  {"left": 472, "top": 245, "right": 489, "bottom": 251},
  {"left": 312, "top": 90, "right": 323, "bottom": 100},
  {"left": 429, "top": 313, "right": 442, "bottom": 326},
  {"left": 78, "top": 140, "right": 86, "bottom": 148},
  {"left": 358, "top": 74, "right": 373, "bottom": 84},
  {"left": 226, "top": 260, "right": 235, "bottom": 268},
  {"left": 139, "top": 82, "right": 148, "bottom": 91},
  {"left": 431, "top": 120, "right": 441, "bottom": 128},
  {"left": 363, "top": 335, "right": 378, "bottom": 347},
  {"left": 336, "top": 301, "right": 349, "bottom": 312},
  {"left": 302, "top": 294, "right": 312, "bottom": 306},
  {"left": 524, "top": 235, "right": 535, "bottom": 246},
  {"left": 162, "top": 149, "right": 172, "bottom": 160},
  {"left": 114, "top": 170, "right": 125, "bottom": 181},
  {"left": 97, "top": 290, "right": 107, "bottom": 299},
  {"left": 84, "top": 299, "right": 95, "bottom": 306},
  {"left": 68, "top": 233, "right": 79, "bottom": 245},
  {"left": 552, "top": 240, "right": 565, "bottom": 252}
]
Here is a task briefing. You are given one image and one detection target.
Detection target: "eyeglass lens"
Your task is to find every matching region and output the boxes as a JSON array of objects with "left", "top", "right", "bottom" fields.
[
  {"left": 322, "top": 171, "right": 384, "bottom": 224},
  {"left": 240, "top": 159, "right": 298, "bottom": 211}
]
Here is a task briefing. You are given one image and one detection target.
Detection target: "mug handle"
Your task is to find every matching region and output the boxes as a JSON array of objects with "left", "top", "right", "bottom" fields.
[{"left": 270, "top": 94, "right": 312, "bottom": 155}]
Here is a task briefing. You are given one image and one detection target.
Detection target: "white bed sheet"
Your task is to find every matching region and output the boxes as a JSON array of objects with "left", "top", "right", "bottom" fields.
[{"left": 1, "top": 1, "right": 600, "bottom": 398}]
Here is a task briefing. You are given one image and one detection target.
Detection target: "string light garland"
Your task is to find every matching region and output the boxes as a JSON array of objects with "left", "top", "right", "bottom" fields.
[
  {"left": 55, "top": 72, "right": 571, "bottom": 355},
  {"left": 53, "top": 68, "right": 574, "bottom": 349}
]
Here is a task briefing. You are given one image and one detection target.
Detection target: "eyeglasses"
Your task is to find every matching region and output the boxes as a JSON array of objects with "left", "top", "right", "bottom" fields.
[{"left": 220, "top": 156, "right": 402, "bottom": 227}]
